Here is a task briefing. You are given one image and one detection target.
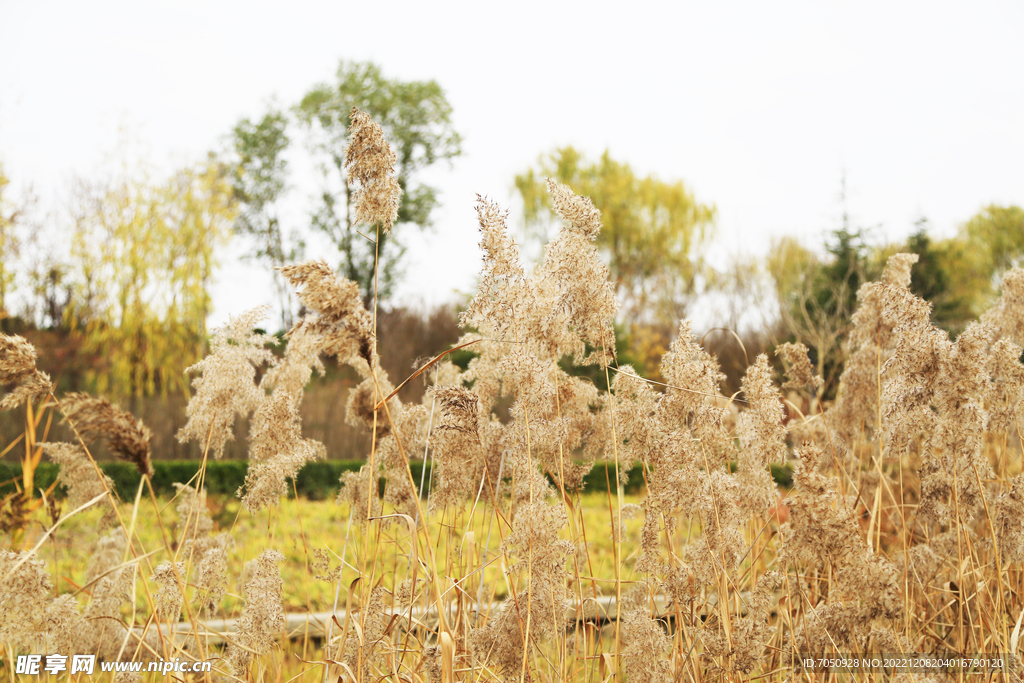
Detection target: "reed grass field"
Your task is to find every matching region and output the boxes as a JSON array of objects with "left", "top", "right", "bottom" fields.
[{"left": 2, "top": 108, "right": 1024, "bottom": 683}]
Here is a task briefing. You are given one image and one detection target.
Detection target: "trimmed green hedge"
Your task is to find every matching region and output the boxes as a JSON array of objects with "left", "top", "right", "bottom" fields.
[{"left": 0, "top": 459, "right": 792, "bottom": 501}]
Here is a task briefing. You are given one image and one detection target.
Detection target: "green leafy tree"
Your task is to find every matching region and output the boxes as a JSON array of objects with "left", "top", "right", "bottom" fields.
[
  {"left": 817, "top": 228, "right": 871, "bottom": 320},
  {"left": 904, "top": 219, "right": 974, "bottom": 335},
  {"left": 515, "top": 147, "right": 716, "bottom": 328},
  {"left": 230, "top": 108, "right": 299, "bottom": 329},
  {"left": 768, "top": 227, "right": 878, "bottom": 398},
  {"left": 296, "top": 61, "right": 462, "bottom": 305},
  {"left": 900, "top": 205, "right": 1024, "bottom": 329},
  {"left": 958, "top": 204, "right": 1024, "bottom": 299}
]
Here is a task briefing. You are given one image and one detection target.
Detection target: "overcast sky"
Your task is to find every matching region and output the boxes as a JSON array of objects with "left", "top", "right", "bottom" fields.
[{"left": 2, "top": 1, "right": 1022, "bottom": 327}]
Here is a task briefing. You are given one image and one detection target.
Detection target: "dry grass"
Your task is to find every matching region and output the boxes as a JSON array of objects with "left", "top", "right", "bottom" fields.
[{"left": 2, "top": 109, "right": 1024, "bottom": 683}]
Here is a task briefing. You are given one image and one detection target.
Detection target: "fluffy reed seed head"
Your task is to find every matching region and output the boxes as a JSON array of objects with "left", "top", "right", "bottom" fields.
[
  {"left": 619, "top": 583, "right": 673, "bottom": 683},
  {"left": 336, "top": 463, "right": 382, "bottom": 523},
  {"left": 0, "top": 333, "right": 52, "bottom": 409},
  {"left": 177, "top": 306, "right": 277, "bottom": 459},
  {"left": 782, "top": 444, "right": 859, "bottom": 566},
  {"left": 342, "top": 586, "right": 392, "bottom": 680},
  {"left": 630, "top": 322, "right": 734, "bottom": 577},
  {"left": 41, "top": 441, "right": 116, "bottom": 528},
  {"left": 981, "top": 267, "right": 1024, "bottom": 343},
  {"left": 433, "top": 385, "right": 480, "bottom": 434},
  {"left": 659, "top": 321, "right": 729, "bottom": 416},
  {"left": 736, "top": 354, "right": 787, "bottom": 514},
  {"left": 279, "top": 260, "right": 367, "bottom": 327},
  {"left": 986, "top": 338, "right": 1024, "bottom": 432},
  {"left": 173, "top": 481, "right": 233, "bottom": 603},
  {"left": 536, "top": 178, "right": 618, "bottom": 362},
  {"left": 609, "top": 366, "right": 661, "bottom": 478},
  {"left": 241, "top": 388, "right": 326, "bottom": 513},
  {"left": 310, "top": 549, "right": 341, "bottom": 583},
  {"left": 702, "top": 571, "right": 783, "bottom": 675},
  {"left": 828, "top": 253, "right": 921, "bottom": 443},
  {"left": 881, "top": 252, "right": 919, "bottom": 288},
  {"left": 459, "top": 195, "right": 531, "bottom": 341},
  {"left": 497, "top": 501, "right": 574, "bottom": 658},
  {"left": 60, "top": 392, "right": 153, "bottom": 477},
  {"left": 876, "top": 285, "right": 994, "bottom": 524},
  {"left": 783, "top": 444, "right": 902, "bottom": 654},
  {"left": 279, "top": 260, "right": 374, "bottom": 371},
  {"left": 38, "top": 593, "right": 85, "bottom": 655},
  {"left": 260, "top": 322, "right": 325, "bottom": 401},
  {"left": 994, "top": 475, "right": 1024, "bottom": 564},
  {"left": 545, "top": 178, "right": 602, "bottom": 239},
  {"left": 345, "top": 107, "right": 401, "bottom": 232},
  {"left": 471, "top": 578, "right": 570, "bottom": 678},
  {"left": 151, "top": 561, "right": 185, "bottom": 623},
  {"left": 776, "top": 341, "right": 823, "bottom": 391},
  {"left": 193, "top": 540, "right": 230, "bottom": 614},
  {"left": 86, "top": 529, "right": 128, "bottom": 586},
  {"left": 429, "top": 385, "right": 483, "bottom": 510},
  {"left": 82, "top": 562, "right": 135, "bottom": 660},
  {"left": 394, "top": 577, "right": 424, "bottom": 608},
  {"left": 226, "top": 549, "right": 286, "bottom": 676},
  {"left": 0, "top": 549, "right": 52, "bottom": 648},
  {"left": 173, "top": 483, "right": 214, "bottom": 544}
]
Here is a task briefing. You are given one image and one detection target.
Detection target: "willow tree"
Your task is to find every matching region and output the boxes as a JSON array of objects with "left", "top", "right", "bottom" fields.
[
  {"left": 0, "top": 166, "right": 23, "bottom": 322},
  {"left": 515, "top": 147, "right": 715, "bottom": 328},
  {"left": 69, "top": 161, "right": 235, "bottom": 399}
]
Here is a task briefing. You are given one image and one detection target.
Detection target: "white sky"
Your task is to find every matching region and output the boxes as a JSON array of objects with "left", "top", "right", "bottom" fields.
[{"left": 2, "top": 0, "right": 1022, "bottom": 328}]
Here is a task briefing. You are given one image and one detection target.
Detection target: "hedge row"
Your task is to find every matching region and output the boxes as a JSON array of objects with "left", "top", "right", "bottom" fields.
[{"left": 0, "top": 459, "right": 792, "bottom": 502}]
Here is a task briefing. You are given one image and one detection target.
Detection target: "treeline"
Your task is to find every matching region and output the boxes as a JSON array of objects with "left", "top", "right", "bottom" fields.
[
  {"left": 0, "top": 61, "right": 462, "bottom": 404},
  {"left": 0, "top": 305, "right": 464, "bottom": 462},
  {"left": 0, "top": 163, "right": 233, "bottom": 399},
  {"left": 1, "top": 59, "right": 1021, "bottom": 463},
  {"left": 513, "top": 147, "right": 1024, "bottom": 394},
  {"left": 765, "top": 206, "right": 1024, "bottom": 397}
]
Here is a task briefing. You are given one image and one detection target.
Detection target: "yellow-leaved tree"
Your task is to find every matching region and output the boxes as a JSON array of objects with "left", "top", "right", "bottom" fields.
[
  {"left": 515, "top": 147, "right": 715, "bottom": 376},
  {"left": 0, "top": 165, "right": 23, "bottom": 320},
  {"left": 516, "top": 147, "right": 715, "bottom": 326},
  {"left": 68, "top": 160, "right": 235, "bottom": 399}
]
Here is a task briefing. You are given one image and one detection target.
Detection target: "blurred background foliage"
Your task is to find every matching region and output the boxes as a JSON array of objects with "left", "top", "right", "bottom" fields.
[{"left": 1, "top": 59, "right": 1022, "bottom": 460}]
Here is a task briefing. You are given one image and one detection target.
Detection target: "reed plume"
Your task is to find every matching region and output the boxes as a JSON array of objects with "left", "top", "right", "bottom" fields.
[
  {"left": 60, "top": 392, "right": 153, "bottom": 477},
  {"left": 177, "top": 305, "right": 277, "bottom": 458},
  {"left": 226, "top": 549, "right": 286, "bottom": 676},
  {"left": 0, "top": 333, "right": 52, "bottom": 409},
  {"left": 345, "top": 106, "right": 401, "bottom": 232}
]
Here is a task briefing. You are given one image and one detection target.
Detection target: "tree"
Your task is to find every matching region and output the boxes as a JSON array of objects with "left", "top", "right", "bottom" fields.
[
  {"left": 68, "top": 161, "right": 235, "bottom": 399},
  {"left": 230, "top": 108, "right": 299, "bottom": 329},
  {"left": 0, "top": 169, "right": 15, "bottom": 318},
  {"left": 296, "top": 61, "right": 462, "bottom": 305},
  {"left": 904, "top": 219, "right": 974, "bottom": 335},
  {"left": 515, "top": 147, "right": 716, "bottom": 328},
  {"left": 767, "top": 228, "right": 877, "bottom": 398},
  {"left": 900, "top": 205, "right": 1024, "bottom": 327},
  {"left": 0, "top": 167, "right": 63, "bottom": 333},
  {"left": 0, "top": 165, "right": 27, "bottom": 325},
  {"left": 959, "top": 204, "right": 1024, "bottom": 289}
]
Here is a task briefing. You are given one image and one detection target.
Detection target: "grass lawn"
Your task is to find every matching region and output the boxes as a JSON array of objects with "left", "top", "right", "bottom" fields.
[{"left": 29, "top": 488, "right": 659, "bottom": 616}]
